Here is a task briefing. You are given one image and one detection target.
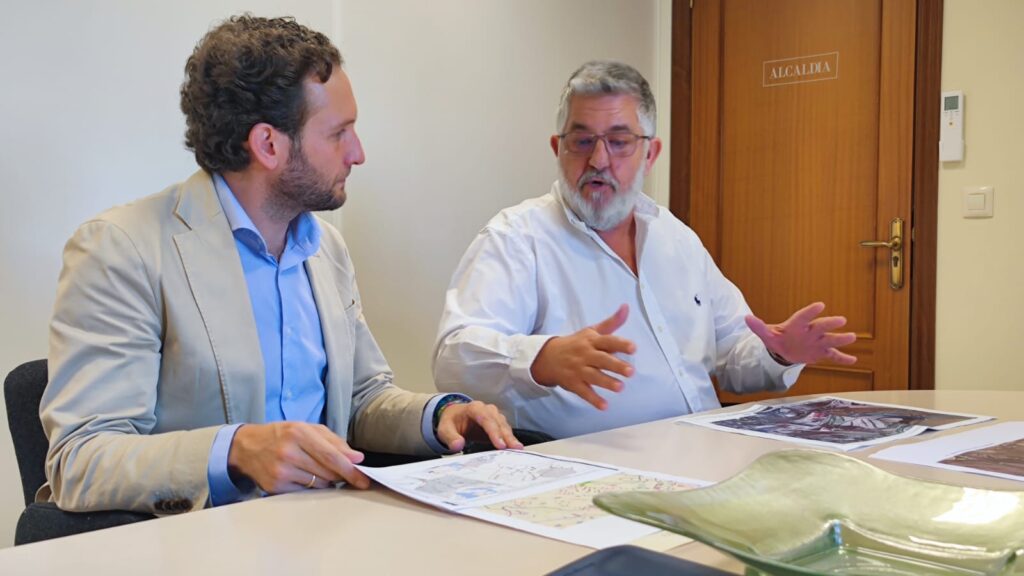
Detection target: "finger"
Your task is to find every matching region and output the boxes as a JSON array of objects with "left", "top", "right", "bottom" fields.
[
  {"left": 468, "top": 405, "right": 510, "bottom": 450},
  {"left": 309, "top": 427, "right": 371, "bottom": 489},
  {"left": 592, "top": 304, "right": 629, "bottom": 335},
  {"left": 808, "top": 315, "right": 848, "bottom": 335},
  {"left": 826, "top": 348, "right": 858, "bottom": 365},
  {"left": 790, "top": 302, "right": 826, "bottom": 326},
  {"left": 435, "top": 411, "right": 467, "bottom": 452},
  {"left": 565, "top": 381, "right": 608, "bottom": 411},
  {"left": 818, "top": 332, "right": 857, "bottom": 348},
  {"left": 591, "top": 335, "right": 637, "bottom": 356},
  {"left": 284, "top": 467, "right": 332, "bottom": 491},
  {"left": 289, "top": 448, "right": 343, "bottom": 485},
  {"left": 744, "top": 314, "right": 774, "bottom": 342},
  {"left": 588, "top": 351, "right": 634, "bottom": 379},
  {"left": 582, "top": 367, "right": 625, "bottom": 393},
  {"left": 500, "top": 419, "right": 524, "bottom": 450},
  {"left": 315, "top": 427, "right": 365, "bottom": 464}
]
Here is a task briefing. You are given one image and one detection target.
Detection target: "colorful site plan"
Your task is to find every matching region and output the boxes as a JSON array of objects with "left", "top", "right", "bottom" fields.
[
  {"left": 873, "top": 420, "right": 1024, "bottom": 483},
  {"left": 677, "top": 396, "right": 991, "bottom": 451},
  {"left": 358, "top": 450, "right": 708, "bottom": 549}
]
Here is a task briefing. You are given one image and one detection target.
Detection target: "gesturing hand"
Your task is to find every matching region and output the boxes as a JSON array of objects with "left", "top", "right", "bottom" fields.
[
  {"left": 530, "top": 304, "right": 636, "bottom": 410},
  {"left": 435, "top": 400, "right": 524, "bottom": 452},
  {"left": 745, "top": 302, "right": 857, "bottom": 365},
  {"left": 228, "top": 422, "right": 371, "bottom": 493}
]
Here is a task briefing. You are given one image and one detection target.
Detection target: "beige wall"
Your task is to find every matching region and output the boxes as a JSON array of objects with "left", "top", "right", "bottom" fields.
[{"left": 935, "top": 0, "right": 1024, "bottom": 391}]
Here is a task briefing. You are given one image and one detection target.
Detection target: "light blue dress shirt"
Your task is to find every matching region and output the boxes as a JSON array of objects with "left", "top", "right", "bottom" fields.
[{"left": 206, "top": 175, "right": 459, "bottom": 506}]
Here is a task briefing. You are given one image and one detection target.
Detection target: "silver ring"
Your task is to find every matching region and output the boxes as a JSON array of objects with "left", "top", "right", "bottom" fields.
[{"left": 305, "top": 474, "right": 317, "bottom": 489}]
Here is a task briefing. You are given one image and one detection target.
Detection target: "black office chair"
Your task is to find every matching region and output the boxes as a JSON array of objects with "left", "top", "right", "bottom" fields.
[
  {"left": 360, "top": 427, "right": 555, "bottom": 463},
  {"left": 4, "top": 359, "right": 155, "bottom": 545},
  {"left": 464, "top": 428, "right": 555, "bottom": 454}
]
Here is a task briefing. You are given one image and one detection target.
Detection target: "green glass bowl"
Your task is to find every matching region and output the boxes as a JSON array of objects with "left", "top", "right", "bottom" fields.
[{"left": 594, "top": 450, "right": 1024, "bottom": 575}]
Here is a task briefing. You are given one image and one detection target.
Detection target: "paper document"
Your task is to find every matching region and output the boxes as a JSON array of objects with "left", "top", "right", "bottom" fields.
[
  {"left": 872, "top": 421, "right": 1024, "bottom": 483},
  {"left": 677, "top": 396, "right": 992, "bottom": 451},
  {"left": 358, "top": 450, "right": 708, "bottom": 549}
]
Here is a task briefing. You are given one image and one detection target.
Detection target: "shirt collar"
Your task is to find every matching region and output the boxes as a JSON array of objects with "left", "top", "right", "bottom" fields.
[{"left": 212, "top": 172, "right": 322, "bottom": 261}]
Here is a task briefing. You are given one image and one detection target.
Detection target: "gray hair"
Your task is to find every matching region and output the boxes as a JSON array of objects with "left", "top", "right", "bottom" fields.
[{"left": 555, "top": 61, "right": 656, "bottom": 137}]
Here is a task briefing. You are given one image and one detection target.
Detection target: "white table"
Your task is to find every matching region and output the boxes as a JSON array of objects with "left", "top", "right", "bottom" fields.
[{"left": 2, "top": 391, "right": 1022, "bottom": 575}]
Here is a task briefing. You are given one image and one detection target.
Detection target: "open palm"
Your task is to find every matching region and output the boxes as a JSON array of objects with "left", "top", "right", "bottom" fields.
[{"left": 745, "top": 302, "right": 857, "bottom": 365}]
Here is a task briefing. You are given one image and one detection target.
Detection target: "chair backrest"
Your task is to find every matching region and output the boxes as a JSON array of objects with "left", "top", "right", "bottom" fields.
[{"left": 4, "top": 359, "right": 49, "bottom": 507}]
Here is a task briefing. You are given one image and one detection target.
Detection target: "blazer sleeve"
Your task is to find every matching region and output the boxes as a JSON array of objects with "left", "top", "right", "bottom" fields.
[
  {"left": 322, "top": 230, "right": 436, "bottom": 456},
  {"left": 42, "top": 220, "right": 218, "bottom": 514}
]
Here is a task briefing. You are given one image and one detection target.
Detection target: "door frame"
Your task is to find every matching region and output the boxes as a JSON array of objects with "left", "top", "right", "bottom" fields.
[{"left": 668, "top": 0, "right": 942, "bottom": 390}]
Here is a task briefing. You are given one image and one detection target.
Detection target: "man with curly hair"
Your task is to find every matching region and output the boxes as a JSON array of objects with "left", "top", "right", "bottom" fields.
[{"left": 40, "top": 15, "right": 521, "bottom": 515}]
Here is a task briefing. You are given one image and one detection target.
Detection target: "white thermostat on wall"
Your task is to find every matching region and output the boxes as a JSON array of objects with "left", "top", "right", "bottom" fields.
[{"left": 939, "top": 90, "right": 964, "bottom": 162}]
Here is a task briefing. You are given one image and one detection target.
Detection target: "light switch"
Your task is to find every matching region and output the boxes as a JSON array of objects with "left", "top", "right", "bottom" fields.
[{"left": 962, "top": 186, "right": 994, "bottom": 218}]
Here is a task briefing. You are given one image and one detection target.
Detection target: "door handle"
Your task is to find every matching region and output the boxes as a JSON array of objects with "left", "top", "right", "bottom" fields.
[{"left": 860, "top": 217, "right": 904, "bottom": 290}]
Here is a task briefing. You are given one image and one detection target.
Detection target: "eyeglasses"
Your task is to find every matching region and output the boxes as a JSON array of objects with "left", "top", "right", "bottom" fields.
[{"left": 559, "top": 131, "right": 651, "bottom": 157}]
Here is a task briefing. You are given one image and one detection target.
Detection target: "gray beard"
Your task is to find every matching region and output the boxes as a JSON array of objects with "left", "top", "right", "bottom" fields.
[{"left": 557, "top": 168, "right": 644, "bottom": 231}]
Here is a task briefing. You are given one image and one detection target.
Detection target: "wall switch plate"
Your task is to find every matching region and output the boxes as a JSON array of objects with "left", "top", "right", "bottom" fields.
[{"left": 962, "top": 186, "right": 994, "bottom": 218}]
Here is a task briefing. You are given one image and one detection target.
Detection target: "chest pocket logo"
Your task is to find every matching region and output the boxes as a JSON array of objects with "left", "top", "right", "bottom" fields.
[{"left": 694, "top": 294, "right": 702, "bottom": 306}]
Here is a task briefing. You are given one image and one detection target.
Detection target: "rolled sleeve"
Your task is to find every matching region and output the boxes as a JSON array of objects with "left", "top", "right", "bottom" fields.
[
  {"left": 507, "top": 334, "right": 558, "bottom": 395},
  {"left": 761, "top": 346, "right": 806, "bottom": 389}
]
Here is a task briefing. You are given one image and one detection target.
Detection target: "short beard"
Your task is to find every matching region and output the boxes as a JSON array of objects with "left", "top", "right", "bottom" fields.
[
  {"left": 265, "top": 140, "right": 344, "bottom": 223},
  {"left": 558, "top": 167, "right": 643, "bottom": 231}
]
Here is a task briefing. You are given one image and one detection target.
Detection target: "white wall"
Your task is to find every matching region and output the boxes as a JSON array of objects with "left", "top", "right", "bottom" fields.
[
  {"left": 0, "top": 0, "right": 668, "bottom": 548},
  {"left": 339, "top": 0, "right": 670, "bottom": 393},
  {"left": 934, "top": 0, "right": 1024, "bottom": 391}
]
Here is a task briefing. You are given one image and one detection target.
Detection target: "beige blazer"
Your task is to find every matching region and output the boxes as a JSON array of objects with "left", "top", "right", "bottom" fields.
[{"left": 41, "top": 170, "right": 434, "bottom": 514}]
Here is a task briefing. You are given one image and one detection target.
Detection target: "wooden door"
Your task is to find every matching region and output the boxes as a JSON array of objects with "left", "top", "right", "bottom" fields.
[{"left": 688, "top": 0, "right": 916, "bottom": 400}]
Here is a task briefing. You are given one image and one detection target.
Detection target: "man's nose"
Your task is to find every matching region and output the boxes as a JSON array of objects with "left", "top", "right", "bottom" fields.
[
  {"left": 587, "top": 138, "right": 611, "bottom": 170},
  {"left": 348, "top": 131, "right": 366, "bottom": 166}
]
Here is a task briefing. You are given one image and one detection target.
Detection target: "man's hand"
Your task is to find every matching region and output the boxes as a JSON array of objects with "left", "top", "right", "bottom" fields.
[
  {"left": 228, "top": 422, "right": 371, "bottom": 493},
  {"left": 530, "top": 304, "right": 636, "bottom": 410},
  {"left": 435, "top": 401, "right": 525, "bottom": 452},
  {"left": 745, "top": 302, "right": 857, "bottom": 365}
]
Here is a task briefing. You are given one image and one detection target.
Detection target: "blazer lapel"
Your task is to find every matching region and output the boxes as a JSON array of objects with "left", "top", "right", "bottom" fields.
[
  {"left": 171, "top": 171, "right": 265, "bottom": 424},
  {"left": 306, "top": 252, "right": 351, "bottom": 436}
]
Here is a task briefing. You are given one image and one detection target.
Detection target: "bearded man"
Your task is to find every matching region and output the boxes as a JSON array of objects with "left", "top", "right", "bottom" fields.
[
  {"left": 41, "top": 16, "right": 519, "bottom": 515},
  {"left": 432, "top": 61, "right": 857, "bottom": 439}
]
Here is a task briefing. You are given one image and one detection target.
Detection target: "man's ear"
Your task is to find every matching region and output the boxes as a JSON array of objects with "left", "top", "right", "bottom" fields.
[
  {"left": 246, "top": 122, "right": 289, "bottom": 171},
  {"left": 550, "top": 134, "right": 560, "bottom": 157},
  {"left": 643, "top": 136, "right": 663, "bottom": 174}
]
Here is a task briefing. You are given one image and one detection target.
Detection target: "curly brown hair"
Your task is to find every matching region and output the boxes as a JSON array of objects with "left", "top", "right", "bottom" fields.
[{"left": 180, "top": 15, "right": 342, "bottom": 173}]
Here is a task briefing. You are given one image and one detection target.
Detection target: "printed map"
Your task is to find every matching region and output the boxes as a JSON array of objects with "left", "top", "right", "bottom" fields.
[
  {"left": 480, "top": 473, "right": 698, "bottom": 528},
  {"left": 390, "top": 451, "right": 606, "bottom": 507}
]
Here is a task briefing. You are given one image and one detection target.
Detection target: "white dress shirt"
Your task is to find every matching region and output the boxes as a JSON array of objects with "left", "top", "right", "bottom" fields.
[{"left": 433, "top": 181, "right": 802, "bottom": 439}]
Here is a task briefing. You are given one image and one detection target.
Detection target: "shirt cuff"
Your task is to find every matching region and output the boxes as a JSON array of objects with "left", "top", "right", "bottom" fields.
[
  {"left": 508, "top": 334, "right": 559, "bottom": 398},
  {"left": 207, "top": 423, "right": 246, "bottom": 507},
  {"left": 761, "top": 347, "right": 805, "bottom": 389},
  {"left": 421, "top": 393, "right": 473, "bottom": 454}
]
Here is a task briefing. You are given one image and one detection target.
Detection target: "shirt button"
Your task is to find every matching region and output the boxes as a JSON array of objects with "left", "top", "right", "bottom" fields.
[{"left": 657, "top": 325, "right": 664, "bottom": 332}]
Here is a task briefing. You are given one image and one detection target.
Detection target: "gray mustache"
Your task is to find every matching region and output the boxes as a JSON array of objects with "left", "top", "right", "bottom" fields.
[{"left": 577, "top": 170, "right": 619, "bottom": 193}]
